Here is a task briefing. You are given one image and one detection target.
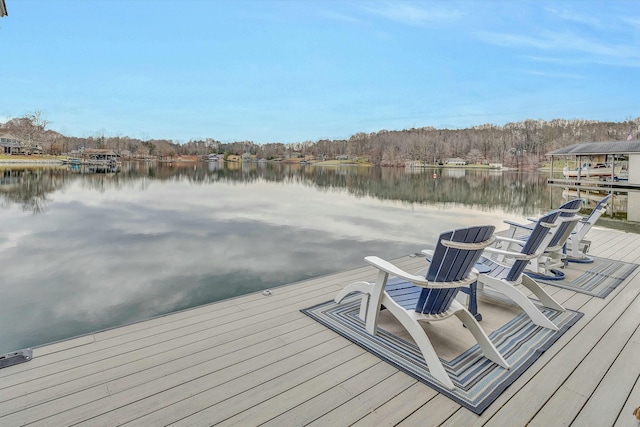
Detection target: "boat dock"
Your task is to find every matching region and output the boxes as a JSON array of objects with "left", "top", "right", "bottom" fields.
[
  {"left": 1, "top": 228, "right": 640, "bottom": 426},
  {"left": 547, "top": 177, "right": 640, "bottom": 191}
]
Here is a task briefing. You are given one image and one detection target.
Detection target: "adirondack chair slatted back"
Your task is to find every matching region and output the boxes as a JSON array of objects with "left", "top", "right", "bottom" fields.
[
  {"left": 547, "top": 198, "right": 583, "bottom": 248},
  {"left": 581, "top": 194, "right": 611, "bottom": 228},
  {"left": 574, "top": 194, "right": 611, "bottom": 241},
  {"left": 590, "top": 194, "right": 611, "bottom": 221},
  {"left": 416, "top": 225, "right": 495, "bottom": 315},
  {"left": 506, "top": 210, "right": 561, "bottom": 281}
]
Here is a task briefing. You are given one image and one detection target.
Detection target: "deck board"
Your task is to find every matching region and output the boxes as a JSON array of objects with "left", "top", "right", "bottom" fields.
[
  {"left": 528, "top": 290, "right": 640, "bottom": 426},
  {"left": 572, "top": 332, "right": 640, "bottom": 427},
  {"left": 1, "top": 230, "right": 640, "bottom": 426},
  {"left": 444, "top": 259, "right": 640, "bottom": 424},
  {"left": 256, "top": 364, "right": 406, "bottom": 426},
  {"left": 614, "top": 374, "right": 640, "bottom": 427}
]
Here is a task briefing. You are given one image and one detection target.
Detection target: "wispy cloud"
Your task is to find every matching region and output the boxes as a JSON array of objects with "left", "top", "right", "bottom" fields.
[
  {"left": 476, "top": 31, "right": 555, "bottom": 50},
  {"left": 545, "top": 7, "right": 604, "bottom": 29},
  {"left": 524, "top": 55, "right": 571, "bottom": 64},
  {"left": 523, "top": 69, "right": 583, "bottom": 80},
  {"left": 621, "top": 15, "right": 640, "bottom": 27},
  {"left": 362, "top": 2, "right": 463, "bottom": 26},
  {"left": 476, "top": 30, "right": 640, "bottom": 68}
]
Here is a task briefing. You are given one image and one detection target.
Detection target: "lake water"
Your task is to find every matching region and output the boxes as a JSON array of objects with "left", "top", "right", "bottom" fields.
[{"left": 0, "top": 162, "right": 635, "bottom": 354}]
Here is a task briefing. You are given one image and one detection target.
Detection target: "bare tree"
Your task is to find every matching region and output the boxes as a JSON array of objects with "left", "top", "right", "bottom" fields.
[{"left": 4, "top": 111, "right": 49, "bottom": 154}]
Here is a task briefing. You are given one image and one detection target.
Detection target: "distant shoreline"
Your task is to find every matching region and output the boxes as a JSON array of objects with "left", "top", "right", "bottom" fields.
[
  {"left": 0, "top": 155, "right": 544, "bottom": 170},
  {"left": 0, "top": 157, "right": 65, "bottom": 165}
]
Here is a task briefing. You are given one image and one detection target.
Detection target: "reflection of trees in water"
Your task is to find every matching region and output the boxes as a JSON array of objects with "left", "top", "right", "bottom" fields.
[
  {"left": 0, "top": 168, "right": 69, "bottom": 214},
  {"left": 304, "top": 167, "right": 557, "bottom": 216},
  {"left": 0, "top": 163, "right": 561, "bottom": 216},
  {"left": 176, "top": 163, "right": 557, "bottom": 216}
]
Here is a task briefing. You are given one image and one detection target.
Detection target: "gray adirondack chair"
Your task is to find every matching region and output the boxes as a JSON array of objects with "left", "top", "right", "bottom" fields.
[
  {"left": 473, "top": 210, "right": 566, "bottom": 330},
  {"left": 503, "top": 198, "right": 583, "bottom": 279},
  {"left": 565, "top": 194, "right": 611, "bottom": 262}
]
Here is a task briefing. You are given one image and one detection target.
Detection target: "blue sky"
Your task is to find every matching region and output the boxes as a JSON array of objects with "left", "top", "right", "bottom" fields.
[{"left": 1, "top": 1, "right": 639, "bottom": 144}]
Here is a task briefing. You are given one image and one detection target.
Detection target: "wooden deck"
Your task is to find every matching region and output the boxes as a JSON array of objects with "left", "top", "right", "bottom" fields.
[{"left": 1, "top": 228, "right": 640, "bottom": 426}]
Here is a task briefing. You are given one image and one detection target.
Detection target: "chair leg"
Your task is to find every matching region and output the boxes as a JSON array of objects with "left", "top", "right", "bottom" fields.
[
  {"left": 566, "top": 236, "right": 580, "bottom": 259},
  {"left": 334, "top": 281, "right": 374, "bottom": 321},
  {"left": 527, "top": 256, "right": 541, "bottom": 274},
  {"left": 364, "top": 270, "right": 389, "bottom": 335},
  {"left": 459, "top": 283, "right": 482, "bottom": 321},
  {"left": 480, "top": 276, "right": 559, "bottom": 331},
  {"left": 521, "top": 274, "right": 565, "bottom": 312},
  {"left": 380, "top": 295, "right": 456, "bottom": 390},
  {"left": 451, "top": 300, "right": 509, "bottom": 369}
]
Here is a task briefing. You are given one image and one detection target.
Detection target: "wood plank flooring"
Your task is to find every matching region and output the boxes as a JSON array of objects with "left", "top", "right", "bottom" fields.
[{"left": 1, "top": 227, "right": 639, "bottom": 426}]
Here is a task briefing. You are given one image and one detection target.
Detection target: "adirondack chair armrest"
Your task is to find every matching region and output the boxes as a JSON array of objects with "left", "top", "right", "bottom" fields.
[
  {"left": 420, "top": 249, "right": 434, "bottom": 257},
  {"left": 364, "top": 256, "right": 430, "bottom": 287},
  {"left": 484, "top": 246, "right": 538, "bottom": 260},
  {"left": 493, "top": 235, "right": 526, "bottom": 245},
  {"left": 421, "top": 237, "right": 495, "bottom": 254},
  {"left": 364, "top": 256, "right": 477, "bottom": 289},
  {"left": 441, "top": 235, "right": 495, "bottom": 250},
  {"left": 503, "top": 220, "right": 534, "bottom": 231},
  {"left": 559, "top": 207, "right": 581, "bottom": 214},
  {"left": 559, "top": 214, "right": 582, "bottom": 222},
  {"left": 503, "top": 220, "right": 557, "bottom": 232}
]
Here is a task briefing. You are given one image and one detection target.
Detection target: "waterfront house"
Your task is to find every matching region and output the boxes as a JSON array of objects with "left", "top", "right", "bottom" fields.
[
  {"left": 445, "top": 158, "right": 467, "bottom": 165},
  {"left": 0, "top": 133, "right": 22, "bottom": 154},
  {"left": 0, "top": 132, "right": 44, "bottom": 155}
]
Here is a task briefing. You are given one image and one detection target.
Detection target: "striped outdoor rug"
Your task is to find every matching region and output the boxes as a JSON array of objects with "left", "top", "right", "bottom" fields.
[
  {"left": 531, "top": 256, "right": 638, "bottom": 298},
  {"left": 302, "top": 296, "right": 582, "bottom": 415}
]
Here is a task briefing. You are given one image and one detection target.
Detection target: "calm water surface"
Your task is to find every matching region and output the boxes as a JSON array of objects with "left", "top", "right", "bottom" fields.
[{"left": 0, "top": 162, "right": 634, "bottom": 353}]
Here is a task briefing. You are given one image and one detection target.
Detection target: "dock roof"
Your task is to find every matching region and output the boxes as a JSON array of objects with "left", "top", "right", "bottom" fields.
[
  {"left": 547, "top": 140, "right": 640, "bottom": 156},
  {"left": 0, "top": 0, "right": 7, "bottom": 17},
  {"left": 83, "top": 149, "right": 118, "bottom": 155}
]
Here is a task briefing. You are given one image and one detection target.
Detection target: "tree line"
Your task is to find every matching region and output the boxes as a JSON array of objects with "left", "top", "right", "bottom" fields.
[{"left": 2, "top": 112, "right": 639, "bottom": 167}]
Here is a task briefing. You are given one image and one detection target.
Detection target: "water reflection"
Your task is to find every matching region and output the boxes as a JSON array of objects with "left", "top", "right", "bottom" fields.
[
  {"left": 0, "top": 162, "right": 568, "bottom": 217},
  {"left": 0, "top": 162, "right": 637, "bottom": 353}
]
